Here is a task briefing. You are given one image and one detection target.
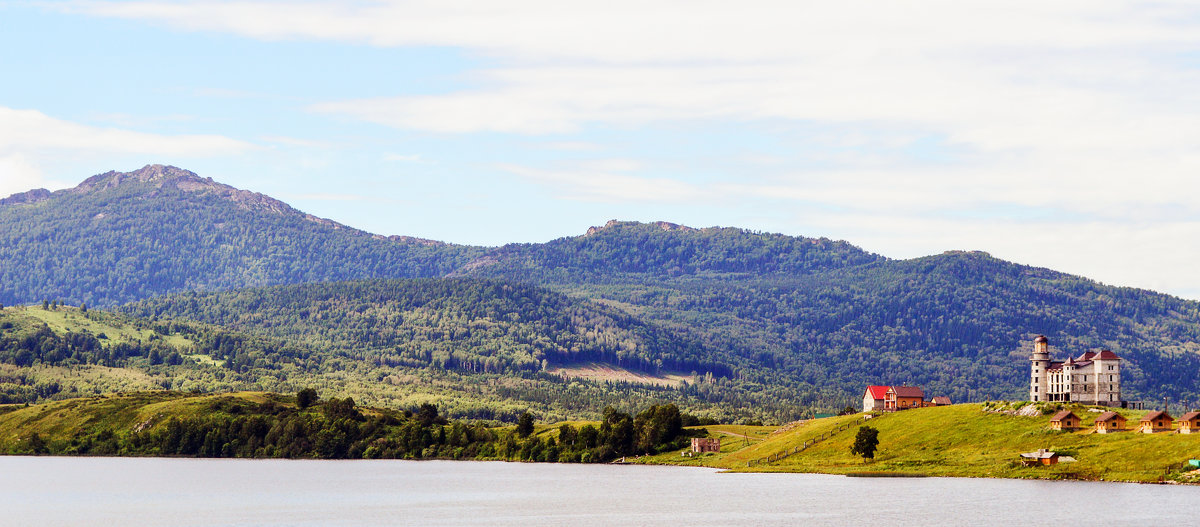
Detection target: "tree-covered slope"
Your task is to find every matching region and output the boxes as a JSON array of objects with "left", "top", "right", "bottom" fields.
[
  {"left": 458, "top": 219, "right": 882, "bottom": 281},
  {"left": 457, "top": 226, "right": 1200, "bottom": 404},
  {"left": 122, "top": 278, "right": 734, "bottom": 377},
  {"left": 0, "top": 165, "right": 482, "bottom": 306}
]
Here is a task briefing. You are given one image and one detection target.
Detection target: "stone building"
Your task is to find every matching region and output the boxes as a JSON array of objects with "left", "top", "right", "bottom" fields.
[
  {"left": 690, "top": 437, "right": 721, "bottom": 453},
  {"left": 1029, "top": 335, "right": 1123, "bottom": 406}
]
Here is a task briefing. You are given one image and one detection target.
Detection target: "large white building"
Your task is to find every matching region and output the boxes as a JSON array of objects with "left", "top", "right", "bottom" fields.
[{"left": 1029, "top": 335, "right": 1123, "bottom": 406}]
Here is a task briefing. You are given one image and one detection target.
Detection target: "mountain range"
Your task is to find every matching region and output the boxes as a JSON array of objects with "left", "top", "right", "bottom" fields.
[{"left": 2, "top": 165, "right": 1198, "bottom": 417}]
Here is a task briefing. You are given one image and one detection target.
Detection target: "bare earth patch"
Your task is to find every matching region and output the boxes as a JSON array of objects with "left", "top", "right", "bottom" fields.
[{"left": 546, "top": 362, "right": 689, "bottom": 387}]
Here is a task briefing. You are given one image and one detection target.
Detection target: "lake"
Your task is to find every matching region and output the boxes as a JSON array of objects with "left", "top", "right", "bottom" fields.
[{"left": 1, "top": 457, "right": 1196, "bottom": 526}]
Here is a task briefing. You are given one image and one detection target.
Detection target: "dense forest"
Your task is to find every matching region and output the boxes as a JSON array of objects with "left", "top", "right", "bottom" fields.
[
  {"left": 0, "top": 304, "right": 836, "bottom": 422},
  {"left": 464, "top": 223, "right": 1200, "bottom": 403},
  {"left": 2, "top": 391, "right": 694, "bottom": 463},
  {"left": 123, "top": 279, "right": 734, "bottom": 377},
  {"left": 1, "top": 166, "right": 1199, "bottom": 414}
]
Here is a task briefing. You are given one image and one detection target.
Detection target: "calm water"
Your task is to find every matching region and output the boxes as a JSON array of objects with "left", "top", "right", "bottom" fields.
[{"left": 1, "top": 457, "right": 1197, "bottom": 526}]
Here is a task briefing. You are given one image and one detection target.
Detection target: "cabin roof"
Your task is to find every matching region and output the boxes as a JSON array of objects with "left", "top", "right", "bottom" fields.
[
  {"left": 1050, "top": 410, "right": 1078, "bottom": 422},
  {"left": 1140, "top": 411, "right": 1173, "bottom": 423},
  {"left": 1095, "top": 411, "right": 1126, "bottom": 422}
]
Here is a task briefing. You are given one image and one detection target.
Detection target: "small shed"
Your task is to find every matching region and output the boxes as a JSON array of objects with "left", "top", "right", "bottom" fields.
[
  {"left": 931, "top": 396, "right": 952, "bottom": 406},
  {"left": 691, "top": 437, "right": 720, "bottom": 453},
  {"left": 1137, "top": 411, "right": 1174, "bottom": 433},
  {"left": 1178, "top": 412, "right": 1200, "bottom": 434},
  {"left": 1094, "top": 411, "right": 1127, "bottom": 434},
  {"left": 1049, "top": 410, "right": 1080, "bottom": 431},
  {"left": 1020, "top": 449, "right": 1060, "bottom": 466}
]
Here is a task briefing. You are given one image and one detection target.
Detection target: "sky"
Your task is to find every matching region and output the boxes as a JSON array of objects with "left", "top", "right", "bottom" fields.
[{"left": 2, "top": 1, "right": 1200, "bottom": 299}]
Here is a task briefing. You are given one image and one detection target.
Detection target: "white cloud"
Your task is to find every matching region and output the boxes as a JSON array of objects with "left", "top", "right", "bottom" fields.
[
  {"left": 0, "top": 107, "right": 253, "bottom": 156},
  {"left": 56, "top": 1, "right": 1200, "bottom": 298},
  {"left": 500, "top": 162, "right": 707, "bottom": 203},
  {"left": 0, "top": 154, "right": 53, "bottom": 197}
]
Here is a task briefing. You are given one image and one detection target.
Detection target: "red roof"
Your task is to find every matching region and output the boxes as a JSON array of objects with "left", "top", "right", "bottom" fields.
[
  {"left": 1095, "top": 411, "right": 1126, "bottom": 422},
  {"left": 865, "top": 386, "right": 889, "bottom": 399},
  {"left": 889, "top": 386, "right": 925, "bottom": 398},
  {"left": 1077, "top": 351, "right": 1097, "bottom": 361},
  {"left": 1096, "top": 350, "right": 1121, "bottom": 360},
  {"left": 1180, "top": 411, "right": 1200, "bottom": 422},
  {"left": 931, "top": 396, "right": 952, "bottom": 405}
]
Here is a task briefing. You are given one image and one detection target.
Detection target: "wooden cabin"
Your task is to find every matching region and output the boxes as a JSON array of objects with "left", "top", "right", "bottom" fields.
[
  {"left": 931, "top": 396, "right": 952, "bottom": 406},
  {"left": 1049, "top": 410, "right": 1080, "bottom": 431},
  {"left": 1094, "top": 411, "right": 1127, "bottom": 434},
  {"left": 1179, "top": 411, "right": 1200, "bottom": 434},
  {"left": 1137, "top": 411, "right": 1174, "bottom": 433}
]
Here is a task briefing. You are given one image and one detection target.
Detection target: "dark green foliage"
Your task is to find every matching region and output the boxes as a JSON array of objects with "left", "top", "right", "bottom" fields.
[
  {"left": 516, "top": 412, "right": 534, "bottom": 438},
  {"left": 123, "top": 278, "right": 730, "bottom": 378},
  {"left": 16, "top": 393, "right": 685, "bottom": 464},
  {"left": 0, "top": 166, "right": 481, "bottom": 307},
  {"left": 471, "top": 229, "right": 1200, "bottom": 404},
  {"left": 296, "top": 388, "right": 318, "bottom": 409},
  {"left": 851, "top": 425, "right": 880, "bottom": 460}
]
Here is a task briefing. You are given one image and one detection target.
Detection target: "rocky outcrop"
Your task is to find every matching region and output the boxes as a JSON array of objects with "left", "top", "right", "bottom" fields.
[{"left": 0, "top": 188, "right": 52, "bottom": 208}]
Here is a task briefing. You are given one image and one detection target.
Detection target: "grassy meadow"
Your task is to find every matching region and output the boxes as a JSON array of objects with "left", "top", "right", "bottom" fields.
[{"left": 642, "top": 403, "right": 1200, "bottom": 483}]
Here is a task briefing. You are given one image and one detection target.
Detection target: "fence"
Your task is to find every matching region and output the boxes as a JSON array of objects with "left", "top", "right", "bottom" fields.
[{"left": 747, "top": 416, "right": 868, "bottom": 467}]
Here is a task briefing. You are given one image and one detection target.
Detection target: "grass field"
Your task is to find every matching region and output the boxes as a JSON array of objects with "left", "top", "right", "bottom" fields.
[
  {"left": 545, "top": 362, "right": 690, "bottom": 387},
  {"left": 644, "top": 403, "right": 1200, "bottom": 483},
  {"left": 14, "top": 306, "right": 195, "bottom": 349}
]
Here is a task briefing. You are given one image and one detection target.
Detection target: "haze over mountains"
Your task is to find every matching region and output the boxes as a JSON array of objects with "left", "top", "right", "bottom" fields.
[{"left": 2, "top": 165, "right": 1199, "bottom": 412}]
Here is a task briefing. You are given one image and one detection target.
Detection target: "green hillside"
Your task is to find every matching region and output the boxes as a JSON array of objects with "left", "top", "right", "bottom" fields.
[
  {"left": 648, "top": 403, "right": 1200, "bottom": 483},
  {"left": 463, "top": 225, "right": 1200, "bottom": 403},
  {"left": 0, "top": 303, "right": 826, "bottom": 423},
  {"left": 2, "top": 166, "right": 1199, "bottom": 411}
]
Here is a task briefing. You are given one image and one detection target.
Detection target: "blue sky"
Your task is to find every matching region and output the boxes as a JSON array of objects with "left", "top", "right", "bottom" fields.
[{"left": 3, "top": 1, "right": 1200, "bottom": 299}]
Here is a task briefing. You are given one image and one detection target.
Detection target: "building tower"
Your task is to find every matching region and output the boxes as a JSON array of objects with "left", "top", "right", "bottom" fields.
[
  {"left": 1030, "top": 335, "right": 1050, "bottom": 402},
  {"left": 1091, "top": 350, "right": 1122, "bottom": 406}
]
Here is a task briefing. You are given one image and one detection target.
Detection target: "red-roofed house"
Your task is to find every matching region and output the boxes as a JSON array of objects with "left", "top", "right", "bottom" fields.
[{"left": 863, "top": 386, "right": 889, "bottom": 412}]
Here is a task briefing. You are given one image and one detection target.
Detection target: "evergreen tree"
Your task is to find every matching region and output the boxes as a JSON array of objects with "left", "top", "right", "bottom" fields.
[{"left": 516, "top": 412, "right": 535, "bottom": 438}]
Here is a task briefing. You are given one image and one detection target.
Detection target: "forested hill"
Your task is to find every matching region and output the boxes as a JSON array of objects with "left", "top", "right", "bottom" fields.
[
  {"left": 3, "top": 166, "right": 1200, "bottom": 408},
  {"left": 0, "top": 165, "right": 482, "bottom": 306},
  {"left": 122, "top": 278, "right": 734, "bottom": 378},
  {"left": 456, "top": 227, "right": 1200, "bottom": 404},
  {"left": 456, "top": 219, "right": 882, "bottom": 281}
]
